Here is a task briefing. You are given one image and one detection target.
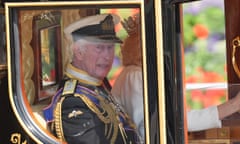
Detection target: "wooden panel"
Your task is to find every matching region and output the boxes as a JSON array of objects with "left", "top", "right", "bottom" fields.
[
  {"left": 189, "top": 139, "right": 230, "bottom": 144},
  {"left": 225, "top": 0, "right": 240, "bottom": 98},
  {"left": 222, "top": 0, "right": 240, "bottom": 125},
  {"left": 189, "top": 127, "right": 240, "bottom": 143}
]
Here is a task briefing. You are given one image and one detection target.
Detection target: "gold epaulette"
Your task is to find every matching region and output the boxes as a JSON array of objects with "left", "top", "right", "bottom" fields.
[{"left": 62, "top": 79, "right": 78, "bottom": 96}]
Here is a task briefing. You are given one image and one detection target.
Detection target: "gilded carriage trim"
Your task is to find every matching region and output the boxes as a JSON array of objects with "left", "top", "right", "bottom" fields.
[
  {"left": 10, "top": 133, "right": 27, "bottom": 144},
  {"left": 54, "top": 97, "right": 66, "bottom": 141},
  {"left": 232, "top": 36, "right": 240, "bottom": 78},
  {"left": 155, "top": 0, "right": 166, "bottom": 143}
]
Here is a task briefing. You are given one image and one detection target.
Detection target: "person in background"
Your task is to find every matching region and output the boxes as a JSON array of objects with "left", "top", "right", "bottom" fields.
[
  {"left": 43, "top": 13, "right": 142, "bottom": 144},
  {"left": 111, "top": 14, "right": 144, "bottom": 139},
  {"left": 111, "top": 13, "right": 240, "bottom": 137}
]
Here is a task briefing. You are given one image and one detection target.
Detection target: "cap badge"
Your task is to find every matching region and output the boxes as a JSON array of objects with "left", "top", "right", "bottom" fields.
[{"left": 101, "top": 15, "right": 114, "bottom": 32}]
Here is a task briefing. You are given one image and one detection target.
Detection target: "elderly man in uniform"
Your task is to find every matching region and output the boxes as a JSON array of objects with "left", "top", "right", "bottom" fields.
[{"left": 43, "top": 13, "right": 142, "bottom": 144}]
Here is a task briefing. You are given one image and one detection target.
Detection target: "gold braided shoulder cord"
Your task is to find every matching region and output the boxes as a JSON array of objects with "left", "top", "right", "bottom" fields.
[
  {"left": 75, "top": 93, "right": 121, "bottom": 144},
  {"left": 98, "top": 96, "right": 119, "bottom": 144},
  {"left": 74, "top": 93, "right": 111, "bottom": 123},
  {"left": 54, "top": 97, "right": 66, "bottom": 141},
  {"left": 232, "top": 36, "right": 240, "bottom": 79}
]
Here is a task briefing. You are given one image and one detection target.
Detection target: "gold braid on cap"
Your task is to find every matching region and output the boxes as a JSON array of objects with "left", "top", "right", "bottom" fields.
[{"left": 121, "top": 14, "right": 140, "bottom": 35}]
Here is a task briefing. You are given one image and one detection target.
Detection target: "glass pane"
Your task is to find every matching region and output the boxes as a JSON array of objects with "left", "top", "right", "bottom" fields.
[{"left": 182, "top": 0, "right": 227, "bottom": 110}]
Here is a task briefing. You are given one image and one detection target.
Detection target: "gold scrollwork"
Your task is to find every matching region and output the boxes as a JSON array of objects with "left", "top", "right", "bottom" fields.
[
  {"left": 39, "top": 11, "right": 57, "bottom": 23},
  {"left": 21, "top": 11, "right": 56, "bottom": 24},
  {"left": 232, "top": 36, "right": 240, "bottom": 79},
  {"left": 10, "top": 133, "right": 27, "bottom": 144}
]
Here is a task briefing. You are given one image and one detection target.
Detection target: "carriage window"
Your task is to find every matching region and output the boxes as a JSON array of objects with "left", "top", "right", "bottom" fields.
[{"left": 182, "top": 0, "right": 226, "bottom": 110}]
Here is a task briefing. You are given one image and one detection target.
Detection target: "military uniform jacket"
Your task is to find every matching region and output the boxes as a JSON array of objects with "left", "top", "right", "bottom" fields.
[{"left": 43, "top": 64, "right": 142, "bottom": 144}]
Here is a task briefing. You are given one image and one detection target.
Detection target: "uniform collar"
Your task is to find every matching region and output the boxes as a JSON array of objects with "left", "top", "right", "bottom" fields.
[{"left": 65, "top": 64, "right": 102, "bottom": 86}]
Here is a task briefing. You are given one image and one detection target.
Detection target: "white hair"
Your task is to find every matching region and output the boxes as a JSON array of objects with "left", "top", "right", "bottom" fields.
[{"left": 66, "top": 38, "right": 97, "bottom": 63}]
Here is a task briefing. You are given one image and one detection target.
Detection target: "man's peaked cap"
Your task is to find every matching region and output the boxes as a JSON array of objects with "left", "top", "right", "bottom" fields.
[{"left": 64, "top": 14, "right": 122, "bottom": 43}]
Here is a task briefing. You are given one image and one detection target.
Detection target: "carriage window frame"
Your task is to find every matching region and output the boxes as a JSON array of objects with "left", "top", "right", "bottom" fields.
[{"left": 5, "top": 1, "right": 166, "bottom": 143}]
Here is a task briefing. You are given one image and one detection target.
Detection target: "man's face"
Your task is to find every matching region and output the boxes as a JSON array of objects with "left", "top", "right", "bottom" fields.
[{"left": 79, "top": 42, "right": 115, "bottom": 80}]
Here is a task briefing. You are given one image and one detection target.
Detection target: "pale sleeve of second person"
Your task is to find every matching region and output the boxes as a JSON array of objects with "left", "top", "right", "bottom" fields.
[
  {"left": 187, "top": 106, "right": 221, "bottom": 132},
  {"left": 188, "top": 92, "right": 240, "bottom": 132},
  {"left": 111, "top": 65, "right": 145, "bottom": 139}
]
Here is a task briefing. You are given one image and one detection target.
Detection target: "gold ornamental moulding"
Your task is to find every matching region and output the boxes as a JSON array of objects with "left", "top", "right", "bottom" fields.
[
  {"left": 232, "top": 36, "right": 240, "bottom": 79},
  {"left": 10, "top": 133, "right": 28, "bottom": 144}
]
